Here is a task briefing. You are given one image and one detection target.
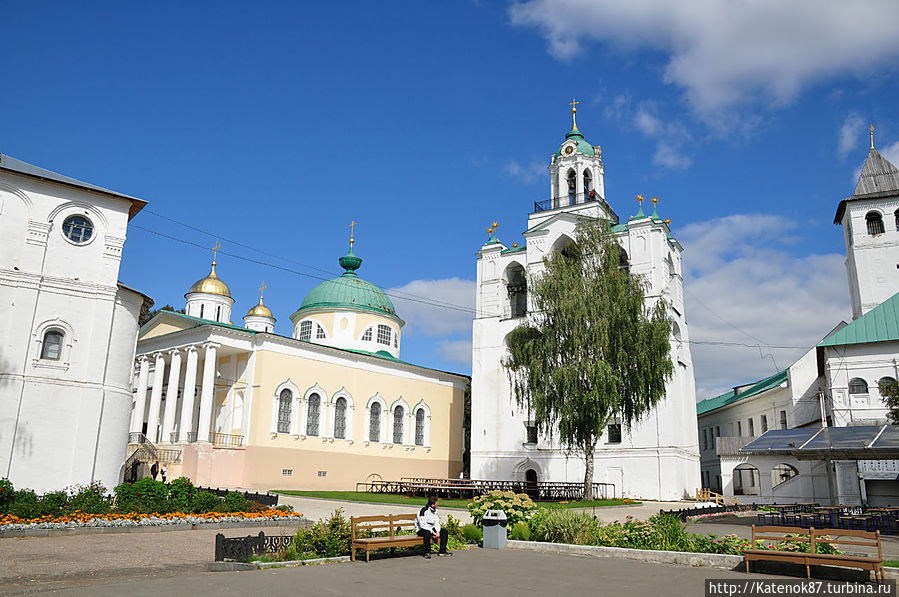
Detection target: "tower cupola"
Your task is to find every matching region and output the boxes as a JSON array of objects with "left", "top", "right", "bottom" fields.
[{"left": 184, "top": 242, "right": 234, "bottom": 323}]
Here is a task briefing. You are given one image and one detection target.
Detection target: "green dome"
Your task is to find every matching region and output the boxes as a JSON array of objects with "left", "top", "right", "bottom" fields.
[
  {"left": 294, "top": 248, "right": 401, "bottom": 320},
  {"left": 555, "top": 128, "right": 597, "bottom": 158}
]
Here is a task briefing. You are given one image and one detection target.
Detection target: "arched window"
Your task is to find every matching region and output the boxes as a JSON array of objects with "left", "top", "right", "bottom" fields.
[
  {"left": 377, "top": 324, "right": 392, "bottom": 346},
  {"left": 771, "top": 464, "right": 798, "bottom": 488},
  {"left": 567, "top": 169, "right": 576, "bottom": 204},
  {"left": 393, "top": 333, "right": 398, "bottom": 348},
  {"left": 866, "top": 211, "right": 885, "bottom": 235},
  {"left": 334, "top": 397, "right": 347, "bottom": 439},
  {"left": 369, "top": 402, "right": 381, "bottom": 442},
  {"left": 41, "top": 330, "right": 64, "bottom": 360},
  {"left": 393, "top": 405, "right": 404, "bottom": 444},
  {"left": 879, "top": 377, "right": 898, "bottom": 394},
  {"left": 505, "top": 263, "right": 527, "bottom": 318},
  {"left": 306, "top": 393, "right": 320, "bottom": 436},
  {"left": 316, "top": 324, "right": 326, "bottom": 339},
  {"left": 361, "top": 327, "right": 373, "bottom": 341},
  {"left": 618, "top": 247, "right": 630, "bottom": 273},
  {"left": 733, "top": 464, "right": 760, "bottom": 496},
  {"left": 849, "top": 378, "right": 869, "bottom": 395},
  {"left": 299, "top": 320, "right": 313, "bottom": 341},
  {"left": 583, "top": 169, "right": 592, "bottom": 199},
  {"left": 415, "top": 409, "right": 425, "bottom": 446},
  {"left": 277, "top": 389, "right": 292, "bottom": 434},
  {"left": 215, "top": 305, "right": 221, "bottom": 322},
  {"left": 199, "top": 304, "right": 205, "bottom": 319}
]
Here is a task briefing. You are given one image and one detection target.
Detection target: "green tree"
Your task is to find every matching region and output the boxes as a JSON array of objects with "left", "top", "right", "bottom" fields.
[
  {"left": 880, "top": 379, "right": 899, "bottom": 425},
  {"left": 504, "top": 218, "right": 673, "bottom": 500},
  {"left": 140, "top": 304, "right": 184, "bottom": 326}
]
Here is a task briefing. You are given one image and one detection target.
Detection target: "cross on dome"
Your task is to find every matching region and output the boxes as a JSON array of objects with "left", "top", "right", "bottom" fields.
[{"left": 569, "top": 98, "right": 579, "bottom": 131}]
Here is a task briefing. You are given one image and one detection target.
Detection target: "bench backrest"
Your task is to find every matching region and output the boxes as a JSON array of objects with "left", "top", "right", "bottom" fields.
[
  {"left": 351, "top": 514, "right": 417, "bottom": 540},
  {"left": 751, "top": 525, "right": 881, "bottom": 557}
]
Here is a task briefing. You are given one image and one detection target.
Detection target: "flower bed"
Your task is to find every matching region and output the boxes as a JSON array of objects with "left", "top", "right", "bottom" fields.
[{"left": 0, "top": 509, "right": 303, "bottom": 531}]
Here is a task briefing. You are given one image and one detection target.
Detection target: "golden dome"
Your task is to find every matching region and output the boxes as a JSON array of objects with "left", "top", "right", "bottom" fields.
[
  {"left": 246, "top": 298, "right": 273, "bottom": 319},
  {"left": 187, "top": 263, "right": 232, "bottom": 298}
]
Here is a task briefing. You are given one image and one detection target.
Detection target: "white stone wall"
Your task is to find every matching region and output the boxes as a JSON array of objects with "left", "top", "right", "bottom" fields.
[
  {"left": 824, "top": 341, "right": 899, "bottom": 426},
  {"left": 0, "top": 169, "right": 144, "bottom": 493}
]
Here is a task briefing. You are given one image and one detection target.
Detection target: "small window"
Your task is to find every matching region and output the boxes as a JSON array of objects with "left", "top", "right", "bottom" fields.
[
  {"left": 737, "top": 421, "right": 742, "bottom": 436},
  {"left": 377, "top": 324, "right": 391, "bottom": 346},
  {"left": 849, "top": 378, "right": 869, "bottom": 395},
  {"left": 362, "top": 327, "right": 373, "bottom": 341},
  {"left": 761, "top": 414, "right": 768, "bottom": 433},
  {"left": 525, "top": 424, "right": 537, "bottom": 444},
  {"left": 299, "top": 320, "right": 313, "bottom": 341},
  {"left": 306, "top": 393, "right": 320, "bottom": 436},
  {"left": 317, "top": 470, "right": 327, "bottom": 477},
  {"left": 393, "top": 333, "right": 398, "bottom": 348},
  {"left": 316, "top": 324, "right": 326, "bottom": 339},
  {"left": 393, "top": 405, "right": 404, "bottom": 444},
  {"left": 879, "top": 377, "right": 897, "bottom": 392},
  {"left": 700, "top": 428, "right": 707, "bottom": 450},
  {"left": 282, "top": 469, "right": 292, "bottom": 476},
  {"left": 748, "top": 418, "right": 755, "bottom": 437},
  {"left": 62, "top": 215, "right": 93, "bottom": 244},
  {"left": 415, "top": 409, "right": 425, "bottom": 446},
  {"left": 779, "top": 410, "right": 787, "bottom": 430},
  {"left": 199, "top": 304, "right": 205, "bottom": 319},
  {"left": 41, "top": 331, "right": 64, "bottom": 360},
  {"left": 369, "top": 402, "right": 381, "bottom": 442},
  {"left": 771, "top": 464, "right": 798, "bottom": 488},
  {"left": 215, "top": 305, "right": 221, "bottom": 322},
  {"left": 715, "top": 426, "right": 720, "bottom": 437},
  {"left": 607, "top": 423, "right": 622, "bottom": 444},
  {"left": 334, "top": 397, "right": 347, "bottom": 440},
  {"left": 277, "top": 389, "right": 292, "bottom": 434},
  {"left": 866, "top": 211, "right": 885, "bottom": 235},
  {"left": 894, "top": 209, "right": 899, "bottom": 231}
]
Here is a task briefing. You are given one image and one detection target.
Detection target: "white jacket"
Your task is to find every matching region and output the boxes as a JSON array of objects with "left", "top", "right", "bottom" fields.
[{"left": 414, "top": 506, "right": 441, "bottom": 534}]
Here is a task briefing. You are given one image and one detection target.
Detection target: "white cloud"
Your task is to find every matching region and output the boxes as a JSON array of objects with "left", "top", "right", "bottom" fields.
[
  {"left": 633, "top": 102, "right": 693, "bottom": 168},
  {"left": 678, "top": 214, "right": 849, "bottom": 400},
  {"left": 505, "top": 159, "right": 547, "bottom": 184},
  {"left": 839, "top": 113, "right": 864, "bottom": 159},
  {"left": 653, "top": 141, "right": 691, "bottom": 169},
  {"left": 387, "top": 278, "right": 475, "bottom": 338},
  {"left": 509, "top": 0, "right": 899, "bottom": 117},
  {"left": 438, "top": 339, "right": 473, "bottom": 366}
]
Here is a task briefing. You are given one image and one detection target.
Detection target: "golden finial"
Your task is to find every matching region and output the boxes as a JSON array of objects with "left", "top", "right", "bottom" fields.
[
  {"left": 349, "top": 220, "right": 356, "bottom": 248},
  {"left": 492, "top": 221, "right": 499, "bottom": 228},
  {"left": 210, "top": 240, "right": 221, "bottom": 271},
  {"left": 259, "top": 281, "right": 267, "bottom": 301},
  {"left": 569, "top": 98, "right": 579, "bottom": 131},
  {"left": 636, "top": 194, "right": 644, "bottom": 204},
  {"left": 487, "top": 227, "right": 494, "bottom": 234},
  {"left": 870, "top": 123, "right": 875, "bottom": 150},
  {"left": 512, "top": 243, "right": 519, "bottom": 248},
  {"left": 664, "top": 218, "right": 671, "bottom": 225},
  {"left": 651, "top": 197, "right": 658, "bottom": 206}
]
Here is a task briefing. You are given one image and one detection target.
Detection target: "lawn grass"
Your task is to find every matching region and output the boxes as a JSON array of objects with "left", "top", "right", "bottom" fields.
[
  {"left": 884, "top": 560, "right": 899, "bottom": 568},
  {"left": 273, "top": 490, "right": 637, "bottom": 510}
]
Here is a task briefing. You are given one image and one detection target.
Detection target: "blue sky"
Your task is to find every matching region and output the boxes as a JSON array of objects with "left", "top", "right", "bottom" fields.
[{"left": 4, "top": 1, "right": 899, "bottom": 399}]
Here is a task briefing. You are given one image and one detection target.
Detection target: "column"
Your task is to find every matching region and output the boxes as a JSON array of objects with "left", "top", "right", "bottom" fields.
[
  {"left": 161, "top": 348, "right": 182, "bottom": 443},
  {"left": 178, "top": 346, "right": 199, "bottom": 442},
  {"left": 130, "top": 356, "right": 150, "bottom": 434},
  {"left": 197, "top": 342, "right": 220, "bottom": 442},
  {"left": 145, "top": 353, "right": 166, "bottom": 443}
]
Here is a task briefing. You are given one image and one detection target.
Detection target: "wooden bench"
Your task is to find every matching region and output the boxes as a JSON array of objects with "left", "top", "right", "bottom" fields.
[
  {"left": 744, "top": 525, "right": 884, "bottom": 581},
  {"left": 350, "top": 514, "right": 423, "bottom": 562}
]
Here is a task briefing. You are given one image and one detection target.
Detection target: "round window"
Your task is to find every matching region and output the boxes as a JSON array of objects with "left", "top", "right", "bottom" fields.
[{"left": 62, "top": 215, "right": 94, "bottom": 244}]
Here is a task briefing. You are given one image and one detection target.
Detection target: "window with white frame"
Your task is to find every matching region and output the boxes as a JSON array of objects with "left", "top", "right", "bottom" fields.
[
  {"left": 277, "top": 389, "right": 292, "bottom": 434},
  {"left": 306, "top": 393, "right": 321, "bottom": 436},
  {"left": 334, "top": 397, "right": 347, "bottom": 439},
  {"left": 761, "top": 414, "right": 768, "bottom": 433},
  {"left": 361, "top": 327, "right": 373, "bottom": 341},
  {"left": 62, "top": 215, "right": 93, "bottom": 244},
  {"left": 299, "top": 320, "right": 313, "bottom": 341},
  {"left": 316, "top": 324, "right": 326, "bottom": 339},
  {"left": 849, "top": 378, "right": 869, "bottom": 395},
  {"left": 377, "top": 324, "right": 391, "bottom": 346},
  {"left": 41, "top": 330, "right": 64, "bottom": 360},
  {"left": 393, "top": 405, "right": 404, "bottom": 444},
  {"left": 415, "top": 409, "right": 425, "bottom": 446},
  {"left": 369, "top": 402, "right": 381, "bottom": 442},
  {"left": 393, "top": 333, "right": 398, "bottom": 348}
]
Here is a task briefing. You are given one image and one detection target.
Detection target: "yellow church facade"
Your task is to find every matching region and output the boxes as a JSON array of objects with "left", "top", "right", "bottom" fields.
[{"left": 129, "top": 242, "right": 467, "bottom": 490}]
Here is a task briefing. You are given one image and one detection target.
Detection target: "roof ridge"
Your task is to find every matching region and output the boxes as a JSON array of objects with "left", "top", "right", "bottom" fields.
[{"left": 818, "top": 290, "right": 899, "bottom": 347}]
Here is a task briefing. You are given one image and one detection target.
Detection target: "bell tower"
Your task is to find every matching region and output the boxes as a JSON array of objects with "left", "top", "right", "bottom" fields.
[{"left": 547, "top": 99, "right": 606, "bottom": 209}]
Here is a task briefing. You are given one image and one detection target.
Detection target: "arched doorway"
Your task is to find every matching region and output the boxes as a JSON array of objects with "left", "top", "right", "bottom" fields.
[
  {"left": 733, "top": 464, "right": 760, "bottom": 496},
  {"left": 525, "top": 468, "right": 538, "bottom": 498}
]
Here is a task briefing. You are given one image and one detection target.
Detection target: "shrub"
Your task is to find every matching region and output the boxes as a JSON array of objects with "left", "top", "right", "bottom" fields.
[
  {"left": 534, "top": 509, "right": 601, "bottom": 545},
  {"left": 224, "top": 492, "right": 250, "bottom": 513},
  {"left": 0, "top": 478, "right": 14, "bottom": 514},
  {"left": 39, "top": 491, "right": 68, "bottom": 516},
  {"left": 274, "top": 504, "right": 294, "bottom": 513},
  {"left": 9, "top": 489, "right": 41, "bottom": 519},
  {"left": 192, "top": 491, "right": 222, "bottom": 513},
  {"left": 467, "top": 490, "right": 537, "bottom": 530},
  {"left": 167, "top": 477, "right": 196, "bottom": 513},
  {"left": 461, "top": 524, "right": 483, "bottom": 544},
  {"left": 67, "top": 482, "right": 110, "bottom": 514},
  {"left": 509, "top": 521, "right": 531, "bottom": 541},
  {"left": 290, "top": 508, "right": 353, "bottom": 558}
]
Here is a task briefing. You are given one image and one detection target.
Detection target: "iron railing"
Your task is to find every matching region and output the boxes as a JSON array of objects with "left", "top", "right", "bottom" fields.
[
  {"left": 186, "top": 432, "right": 197, "bottom": 443},
  {"left": 532, "top": 192, "right": 617, "bottom": 220},
  {"left": 212, "top": 432, "right": 244, "bottom": 448},
  {"left": 128, "top": 432, "right": 148, "bottom": 445},
  {"left": 170, "top": 431, "right": 180, "bottom": 443},
  {"left": 198, "top": 487, "right": 279, "bottom": 507},
  {"left": 356, "top": 478, "right": 616, "bottom": 500},
  {"left": 215, "top": 532, "right": 294, "bottom": 562}
]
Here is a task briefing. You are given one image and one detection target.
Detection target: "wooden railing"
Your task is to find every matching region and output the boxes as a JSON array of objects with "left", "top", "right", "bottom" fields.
[{"left": 695, "top": 488, "right": 740, "bottom": 506}]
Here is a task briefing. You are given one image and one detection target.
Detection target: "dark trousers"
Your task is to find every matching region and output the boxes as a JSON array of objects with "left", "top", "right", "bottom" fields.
[{"left": 417, "top": 528, "right": 448, "bottom": 553}]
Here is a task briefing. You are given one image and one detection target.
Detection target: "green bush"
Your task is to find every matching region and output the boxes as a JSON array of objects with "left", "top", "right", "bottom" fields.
[
  {"left": 192, "top": 491, "right": 222, "bottom": 513},
  {"left": 0, "top": 478, "right": 14, "bottom": 514},
  {"left": 224, "top": 491, "right": 250, "bottom": 513},
  {"left": 509, "top": 521, "right": 531, "bottom": 541},
  {"left": 39, "top": 491, "right": 68, "bottom": 516},
  {"left": 114, "top": 479, "right": 168, "bottom": 513},
  {"left": 534, "top": 509, "right": 601, "bottom": 545},
  {"left": 467, "top": 490, "right": 537, "bottom": 530},
  {"left": 290, "top": 509, "right": 352, "bottom": 558},
  {"left": 67, "top": 482, "right": 110, "bottom": 514},
  {"left": 9, "top": 489, "right": 41, "bottom": 519},
  {"left": 461, "top": 523, "right": 483, "bottom": 544},
  {"left": 167, "top": 477, "right": 196, "bottom": 513},
  {"left": 274, "top": 504, "right": 294, "bottom": 513}
]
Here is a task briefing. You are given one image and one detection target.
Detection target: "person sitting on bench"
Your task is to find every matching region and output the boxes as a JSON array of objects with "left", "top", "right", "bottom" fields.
[{"left": 415, "top": 496, "right": 452, "bottom": 558}]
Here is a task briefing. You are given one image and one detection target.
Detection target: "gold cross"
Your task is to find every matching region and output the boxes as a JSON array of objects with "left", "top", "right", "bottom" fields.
[
  {"left": 350, "top": 220, "right": 356, "bottom": 247},
  {"left": 870, "top": 123, "right": 876, "bottom": 150},
  {"left": 211, "top": 240, "right": 221, "bottom": 264},
  {"left": 259, "top": 281, "right": 267, "bottom": 298},
  {"left": 569, "top": 98, "right": 579, "bottom": 130},
  {"left": 569, "top": 98, "right": 579, "bottom": 111}
]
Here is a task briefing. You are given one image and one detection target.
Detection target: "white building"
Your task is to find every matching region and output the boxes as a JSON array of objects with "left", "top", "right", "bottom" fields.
[
  {"left": 470, "top": 106, "right": 700, "bottom": 500},
  {"left": 0, "top": 153, "right": 151, "bottom": 494},
  {"left": 697, "top": 136, "right": 899, "bottom": 506}
]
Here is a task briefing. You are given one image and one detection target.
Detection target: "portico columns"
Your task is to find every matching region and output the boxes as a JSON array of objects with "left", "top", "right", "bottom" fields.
[
  {"left": 130, "top": 356, "right": 150, "bottom": 434},
  {"left": 197, "top": 343, "right": 220, "bottom": 442},
  {"left": 145, "top": 353, "right": 166, "bottom": 443},
  {"left": 178, "top": 346, "right": 199, "bottom": 442},
  {"left": 161, "top": 349, "right": 182, "bottom": 443}
]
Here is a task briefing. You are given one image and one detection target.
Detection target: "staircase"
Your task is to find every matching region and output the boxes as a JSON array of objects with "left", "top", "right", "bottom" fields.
[
  {"left": 124, "top": 434, "right": 182, "bottom": 481},
  {"left": 695, "top": 488, "right": 741, "bottom": 506}
]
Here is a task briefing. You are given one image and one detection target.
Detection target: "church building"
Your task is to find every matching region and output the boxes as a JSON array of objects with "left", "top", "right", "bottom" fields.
[
  {"left": 470, "top": 105, "right": 701, "bottom": 500},
  {"left": 132, "top": 234, "right": 467, "bottom": 490}
]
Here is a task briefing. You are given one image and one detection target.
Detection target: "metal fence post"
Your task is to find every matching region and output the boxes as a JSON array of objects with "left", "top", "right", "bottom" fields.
[{"left": 215, "top": 533, "right": 224, "bottom": 561}]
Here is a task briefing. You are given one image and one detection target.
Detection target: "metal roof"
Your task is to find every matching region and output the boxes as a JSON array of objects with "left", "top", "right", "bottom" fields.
[
  {"left": 0, "top": 153, "right": 147, "bottom": 220},
  {"left": 740, "top": 425, "right": 899, "bottom": 460},
  {"left": 818, "top": 290, "right": 899, "bottom": 347},
  {"left": 834, "top": 148, "right": 899, "bottom": 224},
  {"left": 696, "top": 369, "right": 788, "bottom": 416}
]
